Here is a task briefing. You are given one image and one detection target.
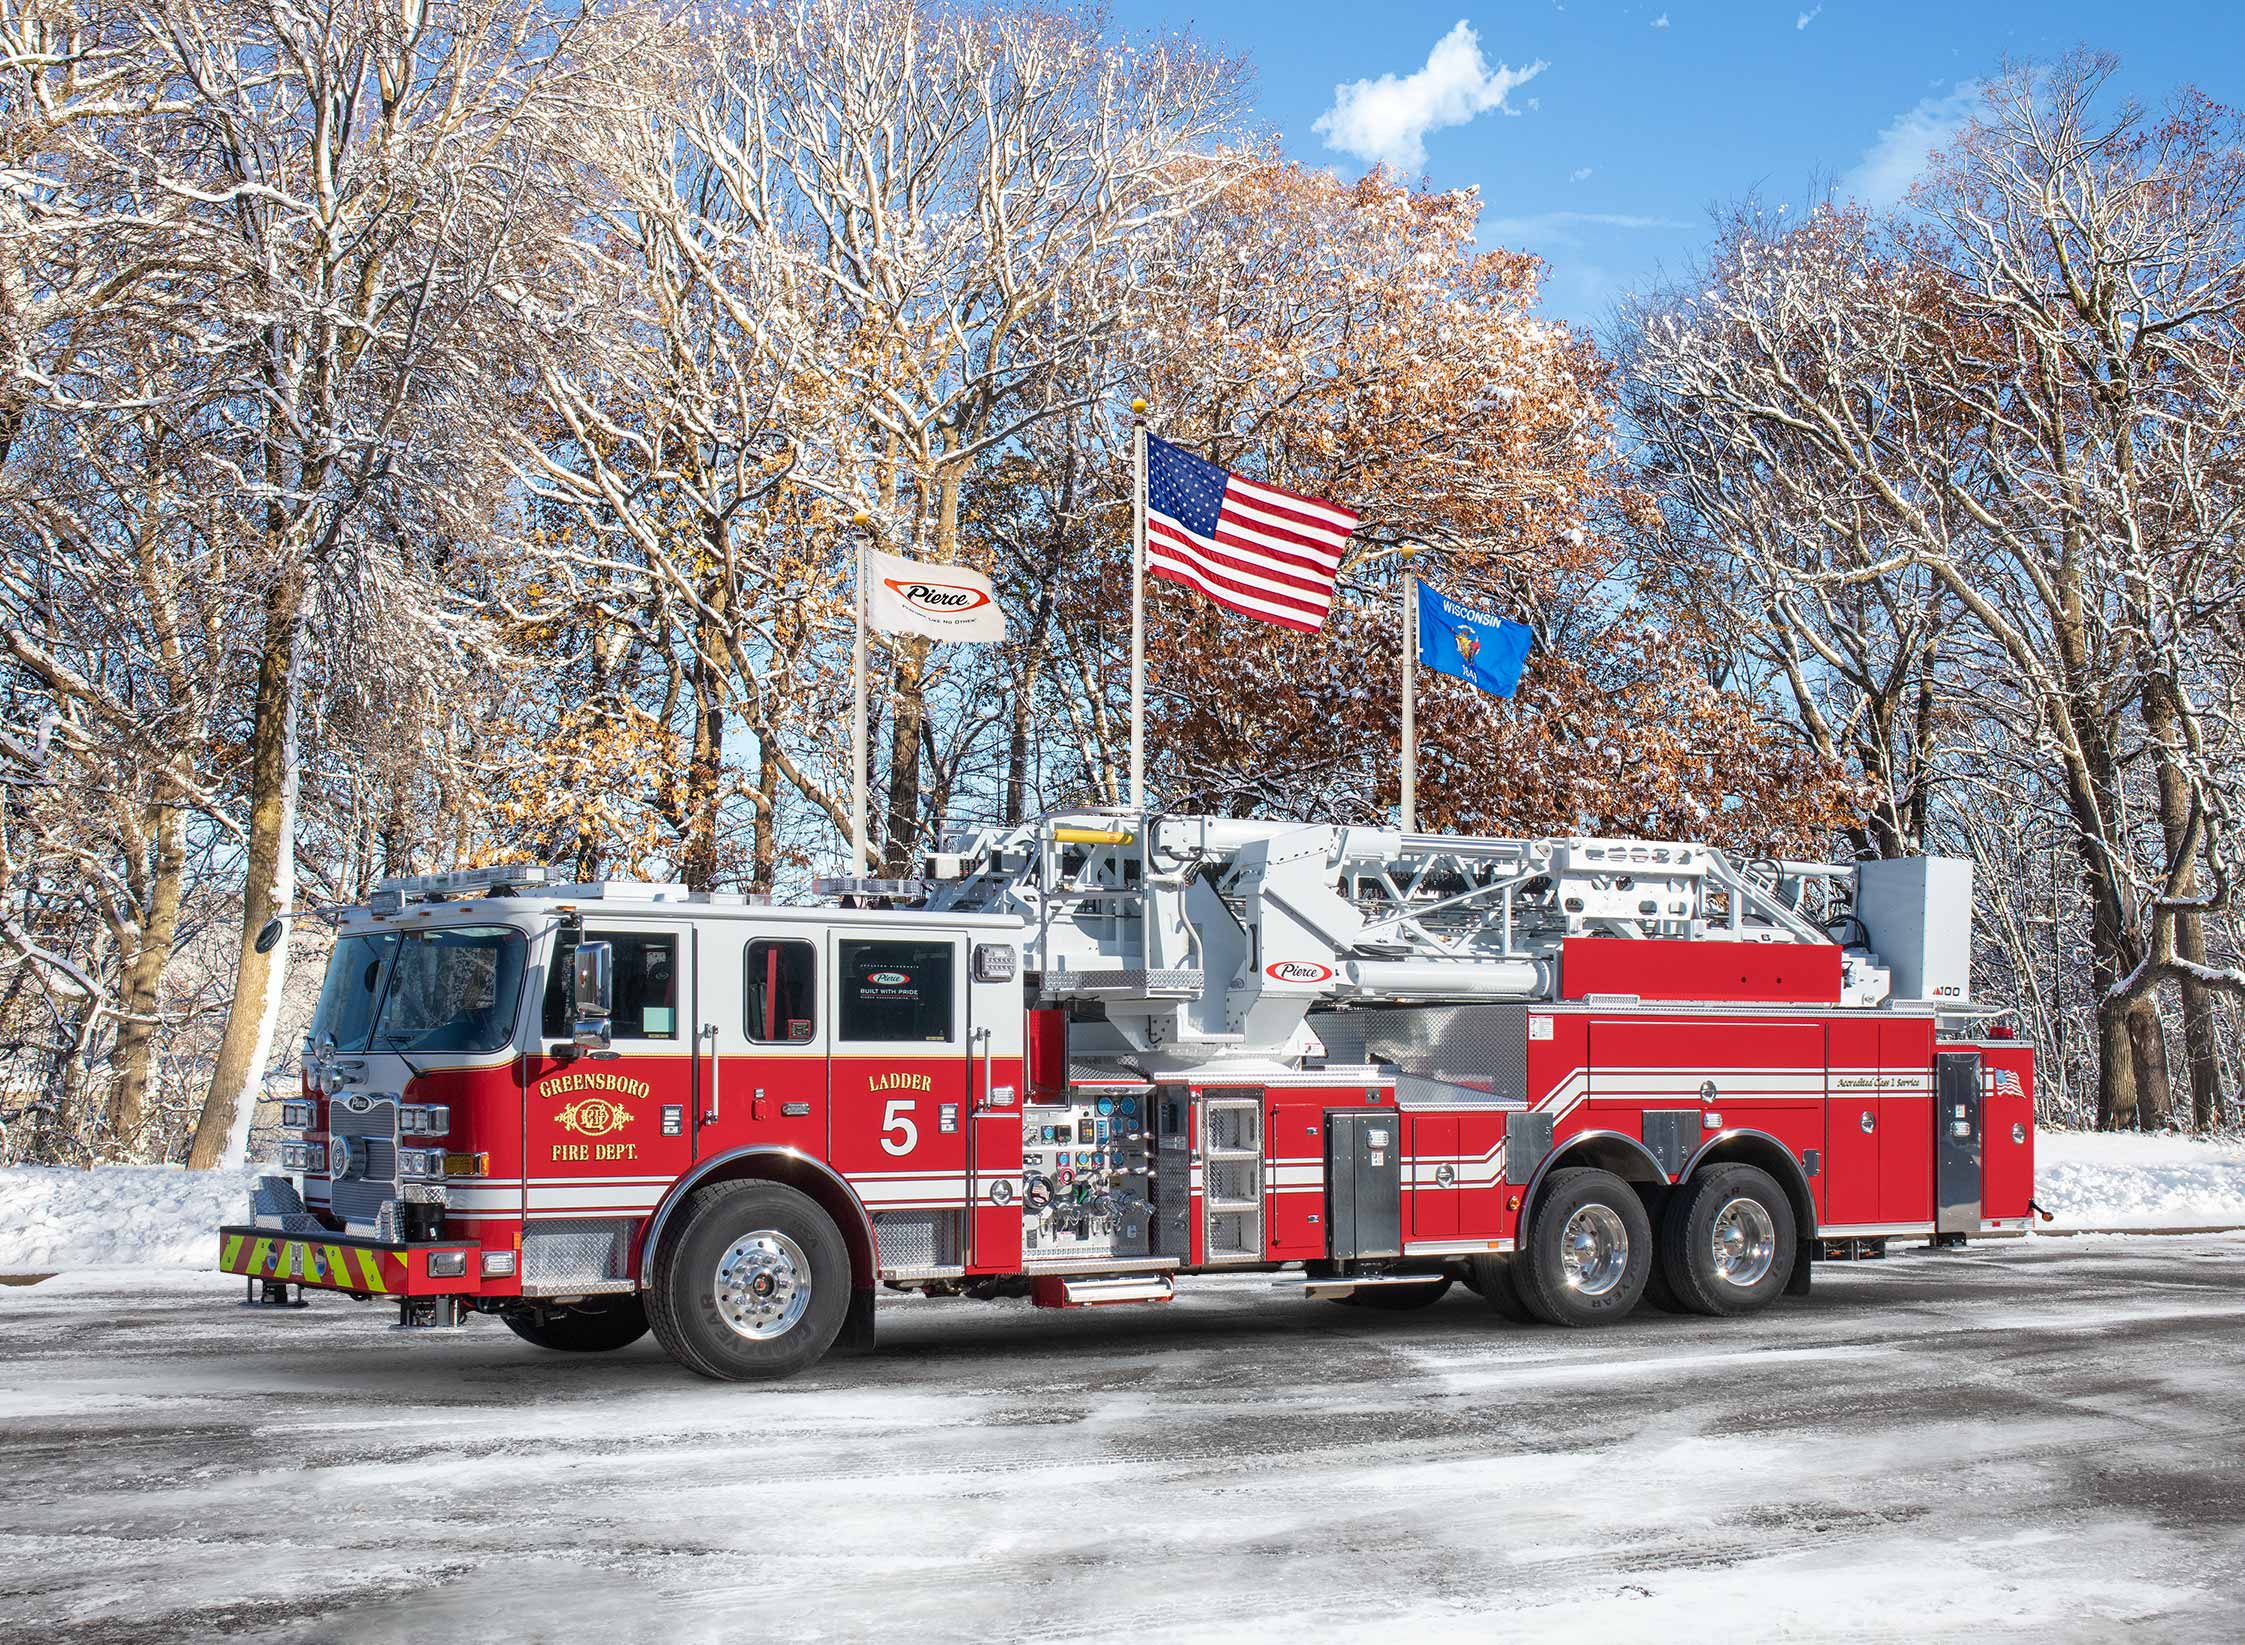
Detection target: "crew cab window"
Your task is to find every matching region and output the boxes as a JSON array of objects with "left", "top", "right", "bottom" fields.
[
  {"left": 542, "top": 931, "right": 679, "bottom": 1040},
  {"left": 837, "top": 940, "right": 954, "bottom": 1043},
  {"left": 745, "top": 939, "right": 816, "bottom": 1043}
]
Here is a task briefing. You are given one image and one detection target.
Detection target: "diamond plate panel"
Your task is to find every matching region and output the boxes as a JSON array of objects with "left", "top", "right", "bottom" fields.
[
  {"left": 1312, "top": 1004, "right": 1530, "bottom": 1106},
  {"left": 522, "top": 1217, "right": 636, "bottom": 1294},
  {"left": 873, "top": 1210, "right": 963, "bottom": 1272}
]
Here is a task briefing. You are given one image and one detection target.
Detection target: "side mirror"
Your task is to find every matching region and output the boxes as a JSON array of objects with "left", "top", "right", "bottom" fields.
[
  {"left": 254, "top": 916, "right": 286, "bottom": 955},
  {"left": 572, "top": 941, "right": 613, "bottom": 1051}
]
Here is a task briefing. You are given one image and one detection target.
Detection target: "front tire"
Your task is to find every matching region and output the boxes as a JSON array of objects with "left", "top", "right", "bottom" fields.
[
  {"left": 647, "top": 1180, "right": 850, "bottom": 1381},
  {"left": 504, "top": 1297, "right": 650, "bottom": 1353},
  {"left": 1660, "top": 1163, "right": 1796, "bottom": 1317},
  {"left": 1516, "top": 1168, "right": 1652, "bottom": 1327}
]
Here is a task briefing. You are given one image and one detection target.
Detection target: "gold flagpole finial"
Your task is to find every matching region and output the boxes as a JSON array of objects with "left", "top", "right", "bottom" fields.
[{"left": 1130, "top": 398, "right": 1148, "bottom": 417}]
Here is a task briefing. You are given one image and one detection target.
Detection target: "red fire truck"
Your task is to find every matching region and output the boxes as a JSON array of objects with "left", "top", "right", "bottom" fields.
[{"left": 219, "top": 813, "right": 2036, "bottom": 1379}]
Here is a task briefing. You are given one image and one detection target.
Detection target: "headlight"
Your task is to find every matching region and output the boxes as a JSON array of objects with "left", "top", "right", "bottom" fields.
[
  {"left": 280, "top": 1099, "right": 317, "bottom": 1130},
  {"left": 399, "top": 1147, "right": 446, "bottom": 1181},
  {"left": 399, "top": 1104, "right": 450, "bottom": 1137},
  {"left": 279, "top": 1141, "right": 327, "bottom": 1174}
]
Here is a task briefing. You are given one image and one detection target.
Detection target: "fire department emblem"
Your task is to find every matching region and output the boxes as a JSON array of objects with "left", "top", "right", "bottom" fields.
[{"left": 555, "top": 1097, "right": 634, "bottom": 1139}]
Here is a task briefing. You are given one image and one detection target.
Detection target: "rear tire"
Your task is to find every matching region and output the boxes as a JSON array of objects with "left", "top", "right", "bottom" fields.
[
  {"left": 1465, "top": 1254, "right": 1538, "bottom": 1324},
  {"left": 1516, "top": 1168, "right": 1652, "bottom": 1328},
  {"left": 1335, "top": 1275, "right": 1453, "bottom": 1311},
  {"left": 504, "top": 1297, "right": 649, "bottom": 1353},
  {"left": 647, "top": 1180, "right": 850, "bottom": 1381},
  {"left": 1660, "top": 1163, "right": 1796, "bottom": 1317}
]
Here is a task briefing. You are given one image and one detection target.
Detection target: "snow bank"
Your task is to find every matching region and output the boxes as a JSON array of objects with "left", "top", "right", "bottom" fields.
[
  {"left": 2035, "top": 1130, "right": 2245, "bottom": 1230},
  {"left": 0, "top": 1165, "right": 258, "bottom": 1272}
]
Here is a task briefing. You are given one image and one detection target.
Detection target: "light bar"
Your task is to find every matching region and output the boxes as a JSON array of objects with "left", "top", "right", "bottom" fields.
[
  {"left": 399, "top": 1104, "right": 450, "bottom": 1137},
  {"left": 280, "top": 1141, "right": 327, "bottom": 1174},
  {"left": 280, "top": 1099, "right": 317, "bottom": 1130},
  {"left": 369, "top": 863, "right": 565, "bottom": 904}
]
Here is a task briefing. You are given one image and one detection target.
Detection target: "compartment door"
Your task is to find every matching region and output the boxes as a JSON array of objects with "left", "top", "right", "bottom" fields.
[
  {"left": 1408, "top": 1113, "right": 1460, "bottom": 1241},
  {"left": 1935, "top": 1052, "right": 1984, "bottom": 1235}
]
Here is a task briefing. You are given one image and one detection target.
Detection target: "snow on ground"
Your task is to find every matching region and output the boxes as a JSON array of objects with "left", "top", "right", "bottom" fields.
[
  {"left": 0, "top": 1163, "right": 259, "bottom": 1271},
  {"left": 2035, "top": 1130, "right": 2245, "bottom": 1229},
  {"left": 4, "top": 1131, "right": 2245, "bottom": 1275},
  {"left": 3, "top": 1240, "right": 2244, "bottom": 1642}
]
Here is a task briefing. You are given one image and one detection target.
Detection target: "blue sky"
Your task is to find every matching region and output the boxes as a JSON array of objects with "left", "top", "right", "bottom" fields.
[{"left": 1139, "top": 0, "right": 2245, "bottom": 333}]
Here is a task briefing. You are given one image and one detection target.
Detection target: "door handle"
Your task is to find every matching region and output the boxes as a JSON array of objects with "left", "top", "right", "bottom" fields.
[{"left": 700, "top": 1024, "right": 720, "bottom": 1123}]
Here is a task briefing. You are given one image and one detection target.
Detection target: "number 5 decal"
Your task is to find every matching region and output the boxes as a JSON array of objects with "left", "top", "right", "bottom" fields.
[{"left": 880, "top": 1098, "right": 919, "bottom": 1156}]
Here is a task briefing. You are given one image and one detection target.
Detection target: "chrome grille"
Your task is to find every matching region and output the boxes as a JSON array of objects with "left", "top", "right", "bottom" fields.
[{"left": 327, "top": 1096, "right": 399, "bottom": 1230}]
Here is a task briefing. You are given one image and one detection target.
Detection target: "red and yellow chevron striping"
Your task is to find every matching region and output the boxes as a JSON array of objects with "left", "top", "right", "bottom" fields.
[{"left": 219, "top": 1232, "right": 401, "bottom": 1293}]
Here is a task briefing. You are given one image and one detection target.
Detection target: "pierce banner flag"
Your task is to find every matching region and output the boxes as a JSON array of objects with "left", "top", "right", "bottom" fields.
[{"left": 867, "top": 548, "right": 1005, "bottom": 642}]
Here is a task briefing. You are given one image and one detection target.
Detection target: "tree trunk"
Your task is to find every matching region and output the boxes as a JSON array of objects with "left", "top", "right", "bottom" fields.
[
  {"left": 882, "top": 635, "right": 931, "bottom": 875},
  {"left": 2177, "top": 917, "right": 2225, "bottom": 1130},
  {"left": 2125, "top": 996, "right": 2174, "bottom": 1130},
  {"left": 750, "top": 735, "right": 780, "bottom": 894},
  {"left": 107, "top": 799, "right": 187, "bottom": 1149},
  {"left": 187, "top": 569, "right": 307, "bottom": 1169},
  {"left": 2143, "top": 672, "right": 2226, "bottom": 1130}
]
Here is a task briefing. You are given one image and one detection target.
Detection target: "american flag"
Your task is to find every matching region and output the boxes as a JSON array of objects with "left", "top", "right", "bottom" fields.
[
  {"left": 1144, "top": 434, "right": 1358, "bottom": 633},
  {"left": 1992, "top": 1067, "right": 2024, "bottom": 1099}
]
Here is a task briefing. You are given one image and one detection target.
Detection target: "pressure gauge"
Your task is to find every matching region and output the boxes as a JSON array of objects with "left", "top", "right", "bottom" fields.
[{"left": 1096, "top": 1096, "right": 1116, "bottom": 1116}]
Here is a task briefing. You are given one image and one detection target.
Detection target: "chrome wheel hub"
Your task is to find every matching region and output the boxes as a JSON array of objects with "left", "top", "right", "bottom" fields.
[
  {"left": 1559, "top": 1203, "right": 1630, "bottom": 1297},
  {"left": 714, "top": 1229, "right": 811, "bottom": 1340},
  {"left": 1710, "top": 1197, "right": 1778, "bottom": 1287}
]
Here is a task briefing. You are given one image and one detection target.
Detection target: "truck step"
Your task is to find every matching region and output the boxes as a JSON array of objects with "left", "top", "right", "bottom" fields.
[{"left": 1030, "top": 1273, "right": 1176, "bottom": 1309}]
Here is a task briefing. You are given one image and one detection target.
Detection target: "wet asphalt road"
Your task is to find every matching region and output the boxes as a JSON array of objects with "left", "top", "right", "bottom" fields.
[{"left": 2, "top": 1237, "right": 2243, "bottom": 1644}]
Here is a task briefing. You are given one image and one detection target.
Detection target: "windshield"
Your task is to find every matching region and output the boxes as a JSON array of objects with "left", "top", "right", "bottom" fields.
[
  {"left": 310, "top": 933, "right": 399, "bottom": 1053},
  {"left": 371, "top": 926, "right": 529, "bottom": 1053},
  {"left": 310, "top": 925, "right": 528, "bottom": 1056}
]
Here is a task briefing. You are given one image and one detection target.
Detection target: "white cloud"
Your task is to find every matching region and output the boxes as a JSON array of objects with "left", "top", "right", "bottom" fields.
[
  {"left": 1570, "top": 165, "right": 1594, "bottom": 182},
  {"left": 1651, "top": 12, "right": 1670, "bottom": 27},
  {"left": 1313, "top": 21, "right": 1548, "bottom": 171},
  {"left": 1796, "top": 4, "right": 1822, "bottom": 26},
  {"left": 1482, "top": 209, "right": 1693, "bottom": 249},
  {"left": 1844, "top": 81, "right": 1981, "bottom": 207}
]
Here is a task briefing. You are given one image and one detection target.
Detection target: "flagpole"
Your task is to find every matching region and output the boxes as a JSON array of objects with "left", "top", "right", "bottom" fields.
[
  {"left": 1400, "top": 550, "right": 1418, "bottom": 835},
  {"left": 1129, "top": 398, "right": 1148, "bottom": 815},
  {"left": 850, "top": 510, "right": 870, "bottom": 876}
]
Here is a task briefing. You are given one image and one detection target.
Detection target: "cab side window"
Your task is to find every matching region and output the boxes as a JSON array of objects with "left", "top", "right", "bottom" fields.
[
  {"left": 837, "top": 940, "right": 954, "bottom": 1043},
  {"left": 745, "top": 939, "right": 816, "bottom": 1043},
  {"left": 540, "top": 931, "right": 679, "bottom": 1040}
]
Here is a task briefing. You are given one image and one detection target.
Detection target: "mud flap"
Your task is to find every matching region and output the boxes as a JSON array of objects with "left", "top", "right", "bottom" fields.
[
  {"left": 1786, "top": 1240, "right": 1813, "bottom": 1297},
  {"left": 835, "top": 1286, "right": 878, "bottom": 1354}
]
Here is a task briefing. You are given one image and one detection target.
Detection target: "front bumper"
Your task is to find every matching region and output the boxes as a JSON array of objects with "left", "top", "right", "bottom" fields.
[{"left": 218, "top": 1226, "right": 484, "bottom": 1298}]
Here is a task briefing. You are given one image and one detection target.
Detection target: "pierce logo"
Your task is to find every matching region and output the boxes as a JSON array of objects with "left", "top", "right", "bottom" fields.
[
  {"left": 868, "top": 970, "right": 910, "bottom": 986},
  {"left": 1264, "top": 960, "right": 1335, "bottom": 984},
  {"left": 884, "top": 578, "right": 991, "bottom": 615}
]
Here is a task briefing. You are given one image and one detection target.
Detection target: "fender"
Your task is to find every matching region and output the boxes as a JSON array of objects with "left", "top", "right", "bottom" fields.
[
  {"left": 1516, "top": 1127, "right": 1671, "bottom": 1231},
  {"left": 634, "top": 1145, "right": 878, "bottom": 1291},
  {"left": 1680, "top": 1127, "right": 1821, "bottom": 1241}
]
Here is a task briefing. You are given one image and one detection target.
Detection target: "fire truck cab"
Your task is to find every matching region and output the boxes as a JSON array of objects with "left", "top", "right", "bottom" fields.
[{"left": 220, "top": 814, "right": 2037, "bottom": 1380}]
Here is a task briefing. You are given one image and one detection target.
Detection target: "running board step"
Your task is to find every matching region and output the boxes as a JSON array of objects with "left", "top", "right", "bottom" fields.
[
  {"left": 1294, "top": 1274, "right": 1444, "bottom": 1300},
  {"left": 1030, "top": 1273, "right": 1176, "bottom": 1309}
]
